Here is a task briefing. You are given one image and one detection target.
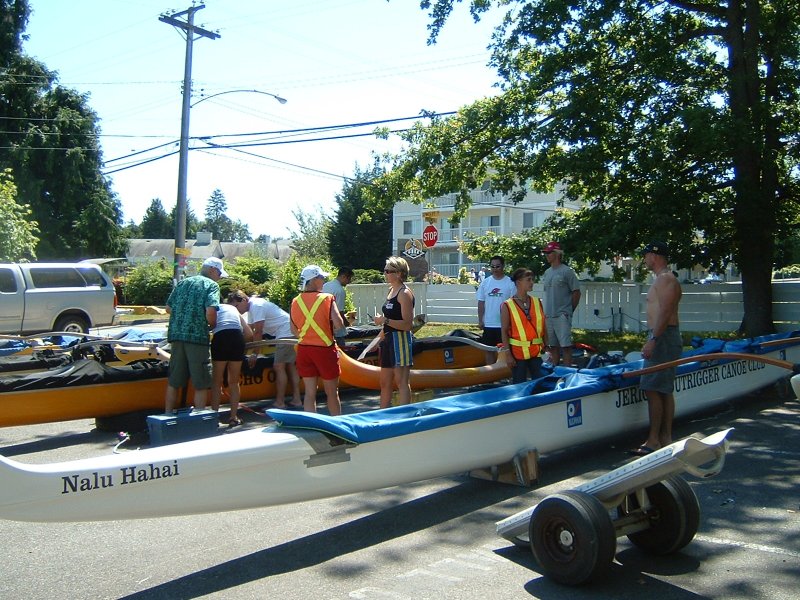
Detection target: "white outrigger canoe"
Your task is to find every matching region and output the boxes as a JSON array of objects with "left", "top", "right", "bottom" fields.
[{"left": 1, "top": 332, "right": 798, "bottom": 523}]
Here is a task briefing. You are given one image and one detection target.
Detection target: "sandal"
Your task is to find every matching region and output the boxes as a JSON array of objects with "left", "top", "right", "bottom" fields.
[
  {"left": 626, "top": 444, "right": 655, "bottom": 457},
  {"left": 228, "top": 417, "right": 243, "bottom": 428}
]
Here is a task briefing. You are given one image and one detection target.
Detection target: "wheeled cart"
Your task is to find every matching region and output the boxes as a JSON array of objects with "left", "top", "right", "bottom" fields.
[{"left": 496, "top": 428, "right": 733, "bottom": 586}]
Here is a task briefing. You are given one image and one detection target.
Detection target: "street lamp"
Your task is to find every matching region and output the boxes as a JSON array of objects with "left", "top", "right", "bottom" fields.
[
  {"left": 173, "top": 87, "right": 287, "bottom": 281},
  {"left": 191, "top": 88, "right": 288, "bottom": 107}
]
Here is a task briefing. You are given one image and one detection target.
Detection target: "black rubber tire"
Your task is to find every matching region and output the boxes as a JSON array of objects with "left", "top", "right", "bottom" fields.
[
  {"left": 626, "top": 476, "right": 700, "bottom": 555},
  {"left": 54, "top": 314, "right": 90, "bottom": 334},
  {"left": 529, "top": 491, "right": 617, "bottom": 586}
]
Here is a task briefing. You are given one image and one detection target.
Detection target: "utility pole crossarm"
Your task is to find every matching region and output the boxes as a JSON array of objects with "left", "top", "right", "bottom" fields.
[{"left": 159, "top": 13, "right": 220, "bottom": 40}]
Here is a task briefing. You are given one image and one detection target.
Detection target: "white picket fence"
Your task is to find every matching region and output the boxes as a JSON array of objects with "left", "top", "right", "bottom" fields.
[{"left": 348, "top": 281, "right": 800, "bottom": 333}]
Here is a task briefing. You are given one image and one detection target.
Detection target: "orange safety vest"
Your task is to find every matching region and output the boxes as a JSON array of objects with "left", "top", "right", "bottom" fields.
[
  {"left": 504, "top": 297, "right": 545, "bottom": 360},
  {"left": 290, "top": 292, "right": 335, "bottom": 347}
]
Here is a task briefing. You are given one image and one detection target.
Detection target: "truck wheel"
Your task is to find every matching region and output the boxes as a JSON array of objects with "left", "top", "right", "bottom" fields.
[
  {"left": 626, "top": 476, "right": 700, "bottom": 555},
  {"left": 54, "top": 314, "right": 90, "bottom": 334},
  {"left": 529, "top": 491, "right": 616, "bottom": 585}
]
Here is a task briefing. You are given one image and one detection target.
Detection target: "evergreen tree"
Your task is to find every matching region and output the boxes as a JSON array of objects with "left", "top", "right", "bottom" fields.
[
  {"left": 329, "top": 163, "right": 392, "bottom": 270},
  {"left": 140, "top": 198, "right": 172, "bottom": 239},
  {"left": 168, "top": 200, "right": 200, "bottom": 240}
]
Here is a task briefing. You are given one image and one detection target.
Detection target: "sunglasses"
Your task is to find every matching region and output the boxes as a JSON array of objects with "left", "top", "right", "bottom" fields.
[{"left": 384, "top": 269, "right": 397, "bottom": 274}]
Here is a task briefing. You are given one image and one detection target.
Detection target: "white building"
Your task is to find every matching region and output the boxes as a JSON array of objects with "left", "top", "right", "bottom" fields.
[{"left": 392, "top": 185, "right": 580, "bottom": 278}]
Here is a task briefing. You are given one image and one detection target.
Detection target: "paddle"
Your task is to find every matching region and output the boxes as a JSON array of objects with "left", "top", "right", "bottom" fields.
[{"left": 621, "top": 351, "right": 798, "bottom": 379}]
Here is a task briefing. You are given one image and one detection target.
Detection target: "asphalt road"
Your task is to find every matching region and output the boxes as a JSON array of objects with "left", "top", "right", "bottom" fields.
[{"left": 1, "top": 384, "right": 798, "bottom": 600}]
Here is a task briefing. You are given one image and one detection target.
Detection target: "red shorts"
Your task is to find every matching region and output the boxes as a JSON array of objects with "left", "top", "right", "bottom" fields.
[{"left": 296, "top": 344, "right": 340, "bottom": 380}]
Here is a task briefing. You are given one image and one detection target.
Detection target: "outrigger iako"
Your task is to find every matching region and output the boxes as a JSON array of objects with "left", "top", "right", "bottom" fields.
[{"left": 1, "top": 332, "right": 798, "bottom": 523}]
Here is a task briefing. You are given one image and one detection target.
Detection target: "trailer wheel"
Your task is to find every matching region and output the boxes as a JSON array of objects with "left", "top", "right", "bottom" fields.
[
  {"left": 626, "top": 476, "right": 700, "bottom": 555},
  {"left": 529, "top": 491, "right": 616, "bottom": 586}
]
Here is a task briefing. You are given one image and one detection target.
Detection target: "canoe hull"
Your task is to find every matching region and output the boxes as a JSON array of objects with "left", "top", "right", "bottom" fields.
[
  {"left": 0, "top": 340, "right": 486, "bottom": 428},
  {"left": 1, "top": 338, "right": 797, "bottom": 522}
]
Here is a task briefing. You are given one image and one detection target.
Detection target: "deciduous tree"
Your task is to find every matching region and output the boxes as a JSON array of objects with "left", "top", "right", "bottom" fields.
[
  {"left": 0, "top": 169, "right": 39, "bottom": 261},
  {"left": 369, "top": 0, "right": 800, "bottom": 336},
  {"left": 1, "top": 0, "right": 127, "bottom": 259}
]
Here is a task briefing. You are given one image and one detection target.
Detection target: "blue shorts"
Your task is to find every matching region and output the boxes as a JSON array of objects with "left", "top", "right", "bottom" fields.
[{"left": 379, "top": 330, "right": 414, "bottom": 368}]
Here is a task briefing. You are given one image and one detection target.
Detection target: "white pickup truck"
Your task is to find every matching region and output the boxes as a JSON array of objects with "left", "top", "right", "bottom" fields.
[{"left": 0, "top": 262, "right": 117, "bottom": 335}]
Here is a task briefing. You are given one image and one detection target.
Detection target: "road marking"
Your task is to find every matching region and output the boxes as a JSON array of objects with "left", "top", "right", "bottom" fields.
[
  {"left": 695, "top": 534, "right": 800, "bottom": 558},
  {"left": 344, "top": 544, "right": 509, "bottom": 599}
]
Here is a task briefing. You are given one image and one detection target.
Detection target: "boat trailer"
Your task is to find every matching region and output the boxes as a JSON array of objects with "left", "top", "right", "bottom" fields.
[{"left": 496, "top": 428, "right": 733, "bottom": 586}]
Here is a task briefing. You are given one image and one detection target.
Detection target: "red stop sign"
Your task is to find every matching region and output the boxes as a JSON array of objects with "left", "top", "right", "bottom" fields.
[{"left": 422, "top": 224, "right": 439, "bottom": 248}]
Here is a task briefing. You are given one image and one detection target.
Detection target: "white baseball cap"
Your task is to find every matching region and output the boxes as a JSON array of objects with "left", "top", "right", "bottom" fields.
[
  {"left": 300, "top": 264, "right": 329, "bottom": 289},
  {"left": 202, "top": 257, "right": 229, "bottom": 278}
]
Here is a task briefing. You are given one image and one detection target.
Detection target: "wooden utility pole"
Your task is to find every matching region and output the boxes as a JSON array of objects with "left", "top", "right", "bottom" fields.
[{"left": 159, "top": 4, "right": 219, "bottom": 282}]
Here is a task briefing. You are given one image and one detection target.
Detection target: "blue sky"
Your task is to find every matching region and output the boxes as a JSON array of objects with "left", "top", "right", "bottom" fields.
[{"left": 23, "top": 0, "right": 502, "bottom": 239}]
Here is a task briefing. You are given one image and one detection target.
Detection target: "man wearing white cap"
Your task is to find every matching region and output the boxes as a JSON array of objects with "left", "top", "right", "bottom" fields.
[
  {"left": 290, "top": 265, "right": 345, "bottom": 415},
  {"left": 164, "top": 257, "right": 228, "bottom": 413}
]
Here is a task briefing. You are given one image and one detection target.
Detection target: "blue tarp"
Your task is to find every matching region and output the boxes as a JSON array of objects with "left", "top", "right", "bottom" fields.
[{"left": 270, "top": 331, "right": 800, "bottom": 444}]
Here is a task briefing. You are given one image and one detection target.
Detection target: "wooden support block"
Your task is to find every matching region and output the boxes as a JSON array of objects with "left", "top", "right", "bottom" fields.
[
  {"left": 391, "top": 389, "right": 435, "bottom": 405},
  {"left": 469, "top": 449, "right": 539, "bottom": 487}
]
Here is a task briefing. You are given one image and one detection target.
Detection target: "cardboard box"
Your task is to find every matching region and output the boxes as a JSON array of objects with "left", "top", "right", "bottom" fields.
[{"left": 147, "top": 409, "right": 220, "bottom": 446}]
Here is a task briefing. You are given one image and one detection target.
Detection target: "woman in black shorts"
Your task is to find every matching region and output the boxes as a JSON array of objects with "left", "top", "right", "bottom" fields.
[{"left": 210, "top": 292, "right": 253, "bottom": 426}]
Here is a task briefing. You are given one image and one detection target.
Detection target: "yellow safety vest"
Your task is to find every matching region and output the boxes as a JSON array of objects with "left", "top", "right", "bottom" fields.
[
  {"left": 291, "top": 292, "right": 335, "bottom": 347},
  {"left": 505, "top": 296, "right": 545, "bottom": 360}
]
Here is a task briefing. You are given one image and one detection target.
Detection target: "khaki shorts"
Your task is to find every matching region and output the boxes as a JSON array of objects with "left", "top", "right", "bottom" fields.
[
  {"left": 168, "top": 341, "right": 212, "bottom": 390},
  {"left": 274, "top": 343, "right": 297, "bottom": 364},
  {"left": 545, "top": 313, "right": 573, "bottom": 347}
]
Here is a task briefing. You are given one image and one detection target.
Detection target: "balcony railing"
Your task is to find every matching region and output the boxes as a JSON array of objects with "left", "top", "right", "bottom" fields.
[
  {"left": 422, "top": 189, "right": 514, "bottom": 212},
  {"left": 434, "top": 225, "right": 501, "bottom": 244}
]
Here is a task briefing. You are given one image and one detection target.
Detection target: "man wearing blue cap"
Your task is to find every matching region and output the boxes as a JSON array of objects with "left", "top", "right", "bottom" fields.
[{"left": 630, "top": 241, "right": 683, "bottom": 456}]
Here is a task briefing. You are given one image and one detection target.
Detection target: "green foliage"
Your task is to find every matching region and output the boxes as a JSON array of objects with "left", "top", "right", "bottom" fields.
[
  {"left": 218, "top": 276, "right": 257, "bottom": 301},
  {"left": 352, "top": 268, "right": 384, "bottom": 283},
  {"left": 202, "top": 188, "right": 251, "bottom": 242},
  {"left": 265, "top": 254, "right": 304, "bottom": 312},
  {"left": 169, "top": 201, "right": 201, "bottom": 240},
  {"left": 0, "top": 169, "right": 39, "bottom": 261},
  {"left": 368, "top": 0, "right": 800, "bottom": 336},
  {"left": 459, "top": 229, "right": 552, "bottom": 279},
  {"left": 124, "top": 261, "right": 174, "bottom": 305},
  {"left": 329, "top": 162, "right": 392, "bottom": 270},
  {"left": 455, "top": 266, "right": 480, "bottom": 286},
  {"left": 289, "top": 207, "right": 332, "bottom": 262},
  {"left": 140, "top": 199, "right": 172, "bottom": 239},
  {"left": 774, "top": 265, "right": 800, "bottom": 279},
  {"left": 428, "top": 271, "right": 459, "bottom": 284},
  {"left": 227, "top": 254, "right": 276, "bottom": 286},
  {"left": 1, "top": 17, "right": 127, "bottom": 260}
]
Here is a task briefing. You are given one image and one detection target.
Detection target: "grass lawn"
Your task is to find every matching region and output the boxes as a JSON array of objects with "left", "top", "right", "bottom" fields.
[{"left": 417, "top": 322, "right": 739, "bottom": 355}]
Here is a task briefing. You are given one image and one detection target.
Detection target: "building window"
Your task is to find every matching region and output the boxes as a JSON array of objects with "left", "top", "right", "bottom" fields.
[
  {"left": 523, "top": 212, "right": 535, "bottom": 229},
  {"left": 481, "top": 215, "right": 500, "bottom": 228},
  {"left": 403, "top": 220, "right": 415, "bottom": 236}
]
